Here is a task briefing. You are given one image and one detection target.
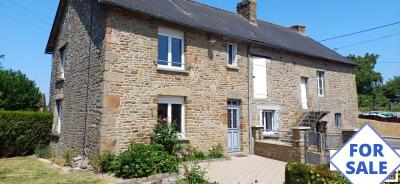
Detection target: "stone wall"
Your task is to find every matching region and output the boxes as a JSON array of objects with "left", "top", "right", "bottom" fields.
[
  {"left": 99, "top": 8, "right": 250, "bottom": 154},
  {"left": 254, "top": 141, "right": 301, "bottom": 162},
  {"left": 249, "top": 46, "right": 358, "bottom": 133},
  {"left": 49, "top": 0, "right": 106, "bottom": 157}
]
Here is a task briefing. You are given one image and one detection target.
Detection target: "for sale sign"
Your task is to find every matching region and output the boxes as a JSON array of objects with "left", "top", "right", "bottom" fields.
[{"left": 330, "top": 124, "right": 400, "bottom": 184}]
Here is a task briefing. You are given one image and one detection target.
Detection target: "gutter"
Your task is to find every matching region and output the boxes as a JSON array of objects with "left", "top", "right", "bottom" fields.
[
  {"left": 247, "top": 44, "right": 254, "bottom": 154},
  {"left": 81, "top": 0, "right": 95, "bottom": 167}
]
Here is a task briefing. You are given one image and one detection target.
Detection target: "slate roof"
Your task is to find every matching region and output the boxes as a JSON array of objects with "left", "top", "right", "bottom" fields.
[{"left": 46, "top": 0, "right": 353, "bottom": 65}]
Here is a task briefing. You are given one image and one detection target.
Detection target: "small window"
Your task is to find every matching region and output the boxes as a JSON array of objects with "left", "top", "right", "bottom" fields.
[
  {"left": 55, "top": 100, "right": 62, "bottom": 134},
  {"left": 59, "top": 46, "right": 66, "bottom": 78},
  {"left": 157, "top": 96, "right": 185, "bottom": 137},
  {"left": 227, "top": 43, "right": 237, "bottom": 66},
  {"left": 317, "top": 71, "right": 325, "bottom": 97},
  {"left": 260, "top": 110, "right": 278, "bottom": 132},
  {"left": 335, "top": 113, "right": 341, "bottom": 127},
  {"left": 158, "top": 27, "right": 184, "bottom": 69}
]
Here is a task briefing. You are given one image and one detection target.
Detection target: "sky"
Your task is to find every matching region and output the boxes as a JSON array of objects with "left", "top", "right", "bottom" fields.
[{"left": 0, "top": 0, "right": 399, "bottom": 100}]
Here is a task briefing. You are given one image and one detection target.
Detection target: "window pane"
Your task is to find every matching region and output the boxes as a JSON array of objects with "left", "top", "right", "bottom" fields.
[
  {"left": 171, "top": 104, "right": 182, "bottom": 132},
  {"left": 228, "top": 44, "right": 233, "bottom": 65},
  {"left": 157, "top": 103, "right": 168, "bottom": 122},
  {"left": 227, "top": 109, "right": 232, "bottom": 128},
  {"left": 158, "top": 35, "right": 168, "bottom": 66},
  {"left": 171, "top": 38, "right": 182, "bottom": 67},
  {"left": 56, "top": 100, "right": 62, "bottom": 117},
  {"left": 232, "top": 109, "right": 237, "bottom": 128}
]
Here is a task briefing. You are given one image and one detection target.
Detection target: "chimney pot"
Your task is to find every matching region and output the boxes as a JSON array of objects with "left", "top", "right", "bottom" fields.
[
  {"left": 289, "top": 25, "right": 307, "bottom": 36},
  {"left": 237, "top": 0, "right": 257, "bottom": 24}
]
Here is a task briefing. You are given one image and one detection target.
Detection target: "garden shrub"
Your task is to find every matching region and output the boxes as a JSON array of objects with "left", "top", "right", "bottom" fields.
[
  {"left": 34, "top": 144, "right": 52, "bottom": 158},
  {"left": 208, "top": 144, "right": 224, "bottom": 159},
  {"left": 177, "top": 164, "right": 219, "bottom": 184},
  {"left": 96, "top": 152, "right": 116, "bottom": 173},
  {"left": 0, "top": 111, "right": 52, "bottom": 157},
  {"left": 64, "top": 149, "right": 73, "bottom": 166},
  {"left": 151, "top": 121, "right": 179, "bottom": 154},
  {"left": 112, "top": 143, "right": 179, "bottom": 179},
  {"left": 179, "top": 144, "right": 207, "bottom": 161},
  {"left": 285, "top": 161, "right": 348, "bottom": 184}
]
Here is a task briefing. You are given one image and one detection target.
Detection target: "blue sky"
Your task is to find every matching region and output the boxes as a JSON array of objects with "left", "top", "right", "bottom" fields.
[{"left": 0, "top": 0, "right": 399, "bottom": 100}]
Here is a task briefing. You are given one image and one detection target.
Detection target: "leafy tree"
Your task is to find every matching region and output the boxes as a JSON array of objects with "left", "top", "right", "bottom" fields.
[
  {"left": 381, "top": 76, "right": 400, "bottom": 109},
  {"left": 0, "top": 69, "right": 41, "bottom": 111},
  {"left": 348, "top": 53, "right": 383, "bottom": 95},
  {"left": 348, "top": 53, "right": 386, "bottom": 109}
]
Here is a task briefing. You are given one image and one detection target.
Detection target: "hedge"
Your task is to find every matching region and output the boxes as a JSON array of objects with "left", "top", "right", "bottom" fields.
[
  {"left": 0, "top": 111, "right": 52, "bottom": 157},
  {"left": 285, "top": 161, "right": 348, "bottom": 184}
]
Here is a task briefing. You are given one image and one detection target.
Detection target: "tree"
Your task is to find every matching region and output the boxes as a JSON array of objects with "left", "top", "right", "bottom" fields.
[
  {"left": 0, "top": 69, "right": 41, "bottom": 111},
  {"left": 347, "top": 53, "right": 386, "bottom": 109},
  {"left": 381, "top": 76, "right": 400, "bottom": 109},
  {"left": 348, "top": 53, "right": 383, "bottom": 95}
]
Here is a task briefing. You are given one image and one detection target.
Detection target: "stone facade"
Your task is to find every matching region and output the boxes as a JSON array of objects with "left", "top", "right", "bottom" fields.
[
  {"left": 48, "top": 0, "right": 358, "bottom": 158},
  {"left": 49, "top": 0, "right": 106, "bottom": 157}
]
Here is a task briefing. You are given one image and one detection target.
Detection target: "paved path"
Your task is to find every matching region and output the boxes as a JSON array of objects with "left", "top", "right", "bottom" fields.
[{"left": 201, "top": 155, "right": 286, "bottom": 184}]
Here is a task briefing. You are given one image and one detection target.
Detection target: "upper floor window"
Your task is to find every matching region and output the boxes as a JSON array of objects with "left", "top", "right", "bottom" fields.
[
  {"left": 227, "top": 43, "right": 237, "bottom": 66},
  {"left": 335, "top": 113, "right": 341, "bottom": 127},
  {"left": 317, "top": 71, "right": 325, "bottom": 97},
  {"left": 158, "top": 27, "right": 184, "bottom": 70},
  {"left": 157, "top": 96, "right": 185, "bottom": 138},
  {"left": 59, "top": 46, "right": 66, "bottom": 79}
]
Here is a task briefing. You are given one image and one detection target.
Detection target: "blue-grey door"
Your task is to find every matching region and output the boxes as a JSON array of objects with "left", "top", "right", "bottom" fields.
[{"left": 227, "top": 106, "right": 240, "bottom": 152}]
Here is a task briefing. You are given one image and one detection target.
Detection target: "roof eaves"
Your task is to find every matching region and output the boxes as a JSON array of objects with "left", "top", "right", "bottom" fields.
[{"left": 45, "top": 0, "right": 68, "bottom": 54}]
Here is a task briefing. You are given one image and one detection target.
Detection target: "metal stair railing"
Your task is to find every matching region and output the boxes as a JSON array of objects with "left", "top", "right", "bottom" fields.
[{"left": 296, "top": 102, "right": 316, "bottom": 127}]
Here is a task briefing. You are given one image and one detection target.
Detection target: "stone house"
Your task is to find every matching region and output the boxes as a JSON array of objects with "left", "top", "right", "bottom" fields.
[{"left": 45, "top": 0, "right": 358, "bottom": 158}]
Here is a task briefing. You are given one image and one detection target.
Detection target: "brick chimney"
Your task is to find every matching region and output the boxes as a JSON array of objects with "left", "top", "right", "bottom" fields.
[
  {"left": 237, "top": 0, "right": 257, "bottom": 24},
  {"left": 289, "top": 25, "right": 307, "bottom": 36}
]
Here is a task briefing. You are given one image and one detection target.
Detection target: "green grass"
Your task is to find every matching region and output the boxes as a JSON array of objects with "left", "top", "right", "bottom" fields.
[{"left": 0, "top": 157, "right": 114, "bottom": 184}]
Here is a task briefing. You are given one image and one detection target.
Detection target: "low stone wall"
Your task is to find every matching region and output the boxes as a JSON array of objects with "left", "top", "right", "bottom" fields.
[{"left": 254, "top": 141, "right": 301, "bottom": 162}]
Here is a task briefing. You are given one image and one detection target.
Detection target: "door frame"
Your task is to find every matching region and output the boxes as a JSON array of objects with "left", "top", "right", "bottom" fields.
[{"left": 227, "top": 104, "right": 241, "bottom": 153}]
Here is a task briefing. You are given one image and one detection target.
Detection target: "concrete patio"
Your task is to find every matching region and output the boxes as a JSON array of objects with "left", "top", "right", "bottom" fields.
[{"left": 201, "top": 155, "right": 286, "bottom": 184}]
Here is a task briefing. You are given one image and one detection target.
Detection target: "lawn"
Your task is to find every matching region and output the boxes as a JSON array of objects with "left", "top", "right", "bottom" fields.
[{"left": 0, "top": 156, "right": 114, "bottom": 184}]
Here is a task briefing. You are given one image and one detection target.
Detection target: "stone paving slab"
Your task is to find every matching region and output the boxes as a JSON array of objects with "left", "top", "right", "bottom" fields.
[{"left": 201, "top": 155, "right": 286, "bottom": 184}]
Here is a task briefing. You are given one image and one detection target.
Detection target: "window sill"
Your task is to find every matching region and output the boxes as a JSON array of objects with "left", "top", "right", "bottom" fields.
[
  {"left": 56, "top": 78, "right": 65, "bottom": 83},
  {"left": 227, "top": 65, "right": 239, "bottom": 70},
  {"left": 178, "top": 137, "right": 190, "bottom": 144},
  {"left": 156, "top": 67, "right": 189, "bottom": 74}
]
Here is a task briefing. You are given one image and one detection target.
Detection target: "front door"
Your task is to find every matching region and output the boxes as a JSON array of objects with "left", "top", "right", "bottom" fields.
[
  {"left": 227, "top": 105, "right": 240, "bottom": 152},
  {"left": 301, "top": 77, "right": 308, "bottom": 109}
]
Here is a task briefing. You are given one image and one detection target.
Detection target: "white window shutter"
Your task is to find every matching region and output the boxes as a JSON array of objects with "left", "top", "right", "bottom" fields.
[{"left": 253, "top": 58, "right": 267, "bottom": 98}]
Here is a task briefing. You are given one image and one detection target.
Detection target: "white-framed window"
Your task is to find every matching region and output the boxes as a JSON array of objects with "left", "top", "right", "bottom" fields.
[
  {"left": 55, "top": 99, "right": 62, "bottom": 134},
  {"left": 335, "top": 113, "right": 341, "bottom": 127},
  {"left": 59, "top": 46, "right": 66, "bottom": 79},
  {"left": 157, "top": 96, "right": 185, "bottom": 137},
  {"left": 158, "top": 27, "right": 184, "bottom": 70},
  {"left": 227, "top": 43, "right": 237, "bottom": 66},
  {"left": 260, "top": 110, "right": 278, "bottom": 133},
  {"left": 317, "top": 71, "right": 325, "bottom": 97}
]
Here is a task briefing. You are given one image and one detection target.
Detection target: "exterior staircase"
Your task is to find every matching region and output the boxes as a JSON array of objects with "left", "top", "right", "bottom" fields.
[{"left": 297, "top": 111, "right": 329, "bottom": 131}]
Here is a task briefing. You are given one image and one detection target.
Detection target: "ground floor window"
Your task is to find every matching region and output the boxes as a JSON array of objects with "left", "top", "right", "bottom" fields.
[
  {"left": 157, "top": 96, "right": 185, "bottom": 137},
  {"left": 55, "top": 99, "right": 62, "bottom": 134},
  {"left": 260, "top": 110, "right": 278, "bottom": 133},
  {"left": 335, "top": 113, "right": 341, "bottom": 127}
]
